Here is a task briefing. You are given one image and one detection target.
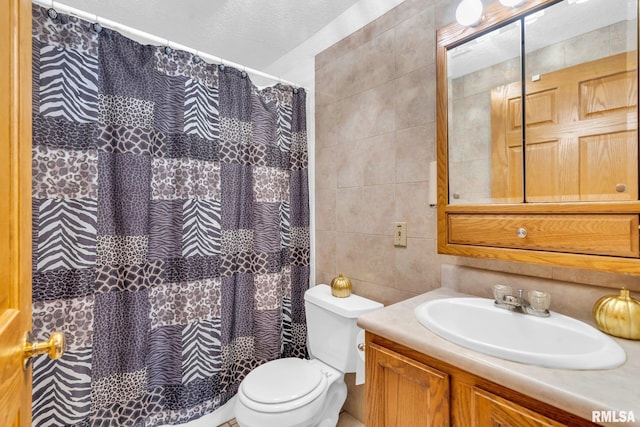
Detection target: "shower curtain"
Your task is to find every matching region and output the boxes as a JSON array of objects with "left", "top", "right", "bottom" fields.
[{"left": 30, "top": 5, "right": 309, "bottom": 426}]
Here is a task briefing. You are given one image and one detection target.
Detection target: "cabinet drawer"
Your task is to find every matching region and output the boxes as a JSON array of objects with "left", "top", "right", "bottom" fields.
[{"left": 448, "top": 214, "right": 639, "bottom": 257}]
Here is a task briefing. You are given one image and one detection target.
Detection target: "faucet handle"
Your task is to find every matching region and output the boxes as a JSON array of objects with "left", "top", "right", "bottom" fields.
[
  {"left": 528, "top": 290, "right": 551, "bottom": 311},
  {"left": 493, "top": 284, "right": 513, "bottom": 302}
]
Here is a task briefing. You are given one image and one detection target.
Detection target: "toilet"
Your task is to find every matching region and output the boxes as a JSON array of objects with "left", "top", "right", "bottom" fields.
[{"left": 234, "top": 284, "right": 383, "bottom": 427}]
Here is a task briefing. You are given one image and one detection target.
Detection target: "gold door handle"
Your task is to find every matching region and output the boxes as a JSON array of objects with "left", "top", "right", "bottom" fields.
[{"left": 23, "top": 331, "right": 65, "bottom": 369}]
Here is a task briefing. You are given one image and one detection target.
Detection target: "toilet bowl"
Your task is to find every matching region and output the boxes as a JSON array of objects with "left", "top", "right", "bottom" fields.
[
  {"left": 234, "top": 285, "right": 383, "bottom": 427},
  {"left": 235, "top": 358, "right": 344, "bottom": 427}
]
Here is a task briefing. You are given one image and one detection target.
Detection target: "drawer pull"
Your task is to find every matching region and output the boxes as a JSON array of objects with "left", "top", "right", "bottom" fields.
[
  {"left": 616, "top": 183, "right": 627, "bottom": 193},
  {"left": 516, "top": 227, "right": 528, "bottom": 238}
]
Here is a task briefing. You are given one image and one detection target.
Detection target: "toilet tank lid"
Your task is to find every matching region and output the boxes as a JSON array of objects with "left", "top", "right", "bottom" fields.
[{"left": 305, "top": 284, "right": 383, "bottom": 318}]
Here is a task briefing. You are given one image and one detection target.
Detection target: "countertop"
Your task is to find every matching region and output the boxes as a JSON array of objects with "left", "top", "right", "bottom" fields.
[{"left": 357, "top": 288, "right": 640, "bottom": 427}]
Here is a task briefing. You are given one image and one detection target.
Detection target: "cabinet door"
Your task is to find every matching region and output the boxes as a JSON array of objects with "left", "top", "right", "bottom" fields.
[
  {"left": 366, "top": 342, "right": 450, "bottom": 427},
  {"left": 472, "top": 388, "right": 566, "bottom": 427}
]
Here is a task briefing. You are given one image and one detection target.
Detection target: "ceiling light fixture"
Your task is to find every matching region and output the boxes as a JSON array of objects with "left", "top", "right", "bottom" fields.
[
  {"left": 499, "top": 0, "right": 526, "bottom": 7},
  {"left": 455, "top": 0, "right": 484, "bottom": 27},
  {"left": 456, "top": 0, "right": 531, "bottom": 27}
]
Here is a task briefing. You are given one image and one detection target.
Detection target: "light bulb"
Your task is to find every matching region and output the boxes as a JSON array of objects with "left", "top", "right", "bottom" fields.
[
  {"left": 455, "top": 0, "right": 484, "bottom": 27},
  {"left": 499, "top": 0, "right": 526, "bottom": 6}
]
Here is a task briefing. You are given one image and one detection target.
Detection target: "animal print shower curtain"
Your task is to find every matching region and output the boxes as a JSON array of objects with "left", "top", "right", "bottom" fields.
[{"left": 30, "top": 5, "right": 309, "bottom": 426}]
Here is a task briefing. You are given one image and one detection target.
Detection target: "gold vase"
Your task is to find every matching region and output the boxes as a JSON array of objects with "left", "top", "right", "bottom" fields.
[
  {"left": 592, "top": 288, "right": 640, "bottom": 340},
  {"left": 330, "top": 274, "right": 352, "bottom": 298}
]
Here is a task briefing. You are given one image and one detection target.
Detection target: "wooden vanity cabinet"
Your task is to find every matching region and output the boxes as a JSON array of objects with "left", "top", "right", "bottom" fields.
[
  {"left": 366, "top": 342, "right": 450, "bottom": 426},
  {"left": 365, "top": 333, "right": 599, "bottom": 427}
]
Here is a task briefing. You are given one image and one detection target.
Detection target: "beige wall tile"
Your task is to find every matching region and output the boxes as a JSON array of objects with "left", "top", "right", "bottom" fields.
[
  {"left": 395, "top": 124, "right": 434, "bottom": 183},
  {"left": 351, "top": 279, "right": 418, "bottom": 306},
  {"left": 361, "top": 82, "right": 397, "bottom": 138},
  {"left": 395, "top": 182, "right": 433, "bottom": 238},
  {"left": 316, "top": 270, "right": 335, "bottom": 286},
  {"left": 551, "top": 267, "right": 640, "bottom": 292},
  {"left": 315, "top": 145, "right": 338, "bottom": 189},
  {"left": 315, "top": 49, "right": 333, "bottom": 72},
  {"left": 362, "top": 234, "right": 397, "bottom": 285},
  {"left": 315, "top": 187, "right": 336, "bottom": 231},
  {"left": 316, "top": 61, "right": 339, "bottom": 108},
  {"left": 360, "top": 30, "right": 396, "bottom": 90},
  {"left": 362, "top": 184, "right": 396, "bottom": 236},
  {"left": 315, "top": 231, "right": 336, "bottom": 274},
  {"left": 564, "top": 26, "right": 611, "bottom": 68},
  {"left": 435, "top": 0, "right": 457, "bottom": 29},
  {"left": 526, "top": 42, "right": 566, "bottom": 76},
  {"left": 395, "top": 8, "right": 436, "bottom": 76},
  {"left": 394, "top": 237, "right": 438, "bottom": 294},
  {"left": 610, "top": 19, "right": 637, "bottom": 55},
  {"left": 336, "top": 45, "right": 369, "bottom": 99},
  {"left": 462, "top": 57, "right": 520, "bottom": 97},
  {"left": 336, "top": 232, "right": 366, "bottom": 280},
  {"left": 439, "top": 254, "right": 554, "bottom": 279},
  {"left": 396, "top": 0, "right": 436, "bottom": 25},
  {"left": 336, "top": 187, "right": 364, "bottom": 233},
  {"left": 336, "top": 95, "right": 366, "bottom": 143},
  {"left": 315, "top": 105, "right": 339, "bottom": 149},
  {"left": 363, "top": 8, "right": 398, "bottom": 42},
  {"left": 394, "top": 65, "right": 436, "bottom": 130},
  {"left": 364, "top": 133, "right": 396, "bottom": 186},
  {"left": 338, "top": 139, "right": 367, "bottom": 188},
  {"left": 319, "top": 28, "right": 368, "bottom": 70}
]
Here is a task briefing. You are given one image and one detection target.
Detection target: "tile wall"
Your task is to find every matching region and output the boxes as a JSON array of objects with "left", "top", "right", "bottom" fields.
[{"left": 315, "top": 0, "right": 456, "bottom": 307}]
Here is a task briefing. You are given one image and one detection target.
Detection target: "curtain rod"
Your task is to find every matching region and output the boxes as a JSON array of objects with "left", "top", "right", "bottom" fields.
[{"left": 31, "top": 0, "right": 302, "bottom": 88}]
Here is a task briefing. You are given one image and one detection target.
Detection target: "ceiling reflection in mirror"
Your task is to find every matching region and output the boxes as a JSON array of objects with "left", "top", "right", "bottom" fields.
[{"left": 447, "top": 0, "right": 638, "bottom": 205}]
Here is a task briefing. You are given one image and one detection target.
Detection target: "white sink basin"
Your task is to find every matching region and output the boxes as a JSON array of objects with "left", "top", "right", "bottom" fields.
[{"left": 414, "top": 297, "right": 626, "bottom": 370}]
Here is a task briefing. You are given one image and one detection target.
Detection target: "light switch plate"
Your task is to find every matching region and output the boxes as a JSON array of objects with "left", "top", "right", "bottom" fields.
[{"left": 394, "top": 222, "right": 407, "bottom": 247}]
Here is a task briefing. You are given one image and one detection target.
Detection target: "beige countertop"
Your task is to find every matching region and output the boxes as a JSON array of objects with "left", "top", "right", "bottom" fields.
[{"left": 357, "top": 287, "right": 640, "bottom": 427}]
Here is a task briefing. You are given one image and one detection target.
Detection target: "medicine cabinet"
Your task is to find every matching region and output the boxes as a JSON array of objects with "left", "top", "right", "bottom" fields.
[{"left": 437, "top": 0, "right": 640, "bottom": 273}]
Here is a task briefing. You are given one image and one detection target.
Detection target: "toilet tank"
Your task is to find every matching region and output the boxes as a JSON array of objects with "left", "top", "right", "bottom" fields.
[{"left": 304, "top": 284, "right": 383, "bottom": 372}]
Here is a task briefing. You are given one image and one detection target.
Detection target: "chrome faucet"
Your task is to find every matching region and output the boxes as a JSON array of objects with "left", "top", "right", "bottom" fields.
[{"left": 493, "top": 285, "right": 550, "bottom": 317}]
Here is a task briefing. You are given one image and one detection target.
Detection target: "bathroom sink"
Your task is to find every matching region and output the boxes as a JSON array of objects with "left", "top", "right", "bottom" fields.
[{"left": 414, "top": 297, "right": 626, "bottom": 370}]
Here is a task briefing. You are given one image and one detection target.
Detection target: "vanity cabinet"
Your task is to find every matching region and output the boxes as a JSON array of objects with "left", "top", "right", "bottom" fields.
[{"left": 365, "top": 332, "right": 599, "bottom": 427}]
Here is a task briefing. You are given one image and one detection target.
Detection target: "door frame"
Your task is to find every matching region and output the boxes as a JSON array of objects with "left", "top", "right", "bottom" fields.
[{"left": 0, "top": 0, "right": 34, "bottom": 425}]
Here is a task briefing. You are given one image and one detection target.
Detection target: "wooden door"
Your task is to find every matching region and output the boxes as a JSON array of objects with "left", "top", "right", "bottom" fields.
[
  {"left": 472, "top": 388, "right": 566, "bottom": 427},
  {"left": 491, "top": 52, "right": 638, "bottom": 203},
  {"left": 366, "top": 342, "right": 450, "bottom": 427},
  {"left": 0, "top": 0, "right": 33, "bottom": 426}
]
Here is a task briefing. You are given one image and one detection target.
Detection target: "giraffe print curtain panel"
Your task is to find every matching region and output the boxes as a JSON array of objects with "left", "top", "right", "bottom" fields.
[{"left": 31, "top": 5, "right": 309, "bottom": 426}]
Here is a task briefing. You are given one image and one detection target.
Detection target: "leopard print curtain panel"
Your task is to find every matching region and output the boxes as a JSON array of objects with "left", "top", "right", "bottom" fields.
[{"left": 30, "top": 5, "right": 309, "bottom": 426}]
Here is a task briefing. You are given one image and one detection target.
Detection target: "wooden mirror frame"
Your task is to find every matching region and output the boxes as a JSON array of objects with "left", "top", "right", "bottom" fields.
[{"left": 436, "top": 0, "right": 640, "bottom": 274}]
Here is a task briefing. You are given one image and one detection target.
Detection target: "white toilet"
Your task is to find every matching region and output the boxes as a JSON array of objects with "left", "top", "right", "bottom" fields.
[{"left": 234, "top": 284, "right": 383, "bottom": 427}]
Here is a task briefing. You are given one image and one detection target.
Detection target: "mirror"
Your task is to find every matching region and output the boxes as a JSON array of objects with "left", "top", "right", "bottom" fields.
[
  {"left": 437, "top": 0, "right": 640, "bottom": 273},
  {"left": 446, "top": 0, "right": 638, "bottom": 205}
]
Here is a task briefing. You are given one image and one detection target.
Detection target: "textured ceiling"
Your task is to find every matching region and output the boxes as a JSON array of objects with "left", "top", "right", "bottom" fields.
[{"left": 54, "top": 0, "right": 362, "bottom": 70}]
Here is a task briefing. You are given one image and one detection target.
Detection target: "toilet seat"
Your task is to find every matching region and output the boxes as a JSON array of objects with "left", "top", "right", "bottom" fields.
[{"left": 238, "top": 358, "right": 328, "bottom": 413}]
